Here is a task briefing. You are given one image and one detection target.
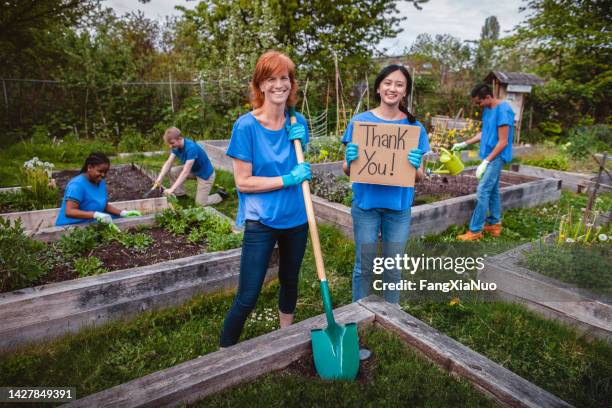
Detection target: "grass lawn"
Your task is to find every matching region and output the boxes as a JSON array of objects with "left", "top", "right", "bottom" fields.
[
  {"left": 1, "top": 215, "right": 611, "bottom": 406},
  {"left": 198, "top": 326, "right": 496, "bottom": 407},
  {"left": 522, "top": 242, "right": 611, "bottom": 297}
]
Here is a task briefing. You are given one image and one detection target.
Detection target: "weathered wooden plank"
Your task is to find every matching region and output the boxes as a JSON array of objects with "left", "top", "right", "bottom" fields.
[
  {"left": 359, "top": 296, "right": 572, "bottom": 408},
  {"left": 0, "top": 248, "right": 279, "bottom": 352},
  {"left": 63, "top": 303, "right": 375, "bottom": 408},
  {"left": 312, "top": 175, "right": 561, "bottom": 239},
  {"left": 1, "top": 197, "right": 168, "bottom": 233},
  {"left": 480, "top": 241, "right": 612, "bottom": 341}
]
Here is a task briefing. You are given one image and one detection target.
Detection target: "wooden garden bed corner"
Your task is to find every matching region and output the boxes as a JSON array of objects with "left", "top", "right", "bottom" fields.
[
  {"left": 358, "top": 297, "right": 572, "bottom": 408},
  {"left": 64, "top": 296, "right": 573, "bottom": 408}
]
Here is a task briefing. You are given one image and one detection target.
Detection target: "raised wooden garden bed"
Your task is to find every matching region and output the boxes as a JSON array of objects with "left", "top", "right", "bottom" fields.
[
  {"left": 0, "top": 163, "right": 169, "bottom": 234},
  {"left": 479, "top": 240, "right": 611, "bottom": 341},
  {"left": 312, "top": 170, "right": 562, "bottom": 238},
  {"left": 65, "top": 296, "right": 571, "bottom": 408},
  {"left": 0, "top": 246, "right": 279, "bottom": 353},
  {"left": 201, "top": 139, "right": 346, "bottom": 176},
  {"left": 510, "top": 163, "right": 612, "bottom": 194}
]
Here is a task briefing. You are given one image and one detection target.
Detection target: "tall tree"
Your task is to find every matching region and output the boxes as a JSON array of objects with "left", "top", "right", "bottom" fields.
[
  {"left": 473, "top": 16, "right": 500, "bottom": 80},
  {"left": 0, "top": 0, "right": 95, "bottom": 77},
  {"left": 507, "top": 0, "right": 611, "bottom": 124},
  {"left": 409, "top": 33, "right": 472, "bottom": 86}
]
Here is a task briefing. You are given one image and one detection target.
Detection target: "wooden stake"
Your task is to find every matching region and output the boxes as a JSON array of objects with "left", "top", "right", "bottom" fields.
[{"left": 169, "top": 72, "right": 175, "bottom": 113}]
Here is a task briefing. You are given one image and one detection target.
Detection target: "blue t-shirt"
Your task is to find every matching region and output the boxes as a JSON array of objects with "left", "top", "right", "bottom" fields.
[
  {"left": 172, "top": 137, "right": 214, "bottom": 180},
  {"left": 226, "top": 111, "right": 310, "bottom": 229},
  {"left": 480, "top": 101, "right": 514, "bottom": 163},
  {"left": 341, "top": 111, "right": 431, "bottom": 211},
  {"left": 55, "top": 174, "right": 108, "bottom": 226}
]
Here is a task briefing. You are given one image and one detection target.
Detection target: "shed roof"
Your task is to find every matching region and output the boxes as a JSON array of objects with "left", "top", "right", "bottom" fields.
[{"left": 485, "top": 71, "right": 545, "bottom": 86}]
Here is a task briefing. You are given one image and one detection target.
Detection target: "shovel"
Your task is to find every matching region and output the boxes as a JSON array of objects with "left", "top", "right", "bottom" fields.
[
  {"left": 143, "top": 181, "right": 161, "bottom": 198},
  {"left": 288, "top": 107, "right": 360, "bottom": 381}
]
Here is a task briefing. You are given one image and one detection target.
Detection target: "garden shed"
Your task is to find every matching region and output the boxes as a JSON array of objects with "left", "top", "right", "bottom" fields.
[{"left": 484, "top": 71, "right": 545, "bottom": 143}]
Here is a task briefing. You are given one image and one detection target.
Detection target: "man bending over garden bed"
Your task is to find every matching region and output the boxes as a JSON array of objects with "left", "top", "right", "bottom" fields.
[{"left": 154, "top": 127, "right": 227, "bottom": 206}]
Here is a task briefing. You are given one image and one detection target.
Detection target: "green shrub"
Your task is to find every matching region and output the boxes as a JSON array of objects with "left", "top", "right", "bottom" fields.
[
  {"left": 522, "top": 155, "right": 569, "bottom": 171},
  {"left": 118, "top": 127, "right": 154, "bottom": 153},
  {"left": 73, "top": 256, "right": 108, "bottom": 278},
  {"left": 0, "top": 218, "right": 48, "bottom": 292},
  {"left": 564, "top": 125, "right": 612, "bottom": 159}
]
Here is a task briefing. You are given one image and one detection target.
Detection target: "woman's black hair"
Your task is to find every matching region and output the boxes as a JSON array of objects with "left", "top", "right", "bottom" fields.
[
  {"left": 80, "top": 152, "right": 110, "bottom": 173},
  {"left": 374, "top": 64, "right": 416, "bottom": 124}
]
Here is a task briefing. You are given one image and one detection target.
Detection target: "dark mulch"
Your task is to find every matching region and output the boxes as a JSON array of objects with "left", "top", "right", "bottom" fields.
[
  {"left": 415, "top": 174, "right": 480, "bottom": 197},
  {"left": 38, "top": 228, "right": 204, "bottom": 285},
  {"left": 54, "top": 164, "right": 163, "bottom": 202},
  {"left": 283, "top": 341, "right": 376, "bottom": 386}
]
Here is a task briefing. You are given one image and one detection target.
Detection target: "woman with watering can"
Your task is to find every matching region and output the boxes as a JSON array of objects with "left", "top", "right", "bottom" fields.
[
  {"left": 219, "top": 51, "right": 311, "bottom": 347},
  {"left": 342, "top": 65, "right": 431, "bottom": 305},
  {"left": 453, "top": 83, "right": 514, "bottom": 241}
]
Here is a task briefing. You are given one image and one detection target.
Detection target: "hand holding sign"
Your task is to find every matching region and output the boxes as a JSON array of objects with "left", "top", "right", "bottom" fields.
[{"left": 349, "top": 122, "right": 421, "bottom": 187}]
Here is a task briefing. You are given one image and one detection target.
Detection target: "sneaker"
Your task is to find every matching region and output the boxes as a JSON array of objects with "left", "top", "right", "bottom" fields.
[
  {"left": 483, "top": 223, "right": 502, "bottom": 237},
  {"left": 216, "top": 188, "right": 229, "bottom": 200},
  {"left": 359, "top": 348, "right": 372, "bottom": 360},
  {"left": 457, "top": 230, "right": 483, "bottom": 241}
]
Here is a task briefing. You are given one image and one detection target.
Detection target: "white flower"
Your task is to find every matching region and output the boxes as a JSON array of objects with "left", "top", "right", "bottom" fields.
[
  {"left": 598, "top": 234, "right": 608, "bottom": 242},
  {"left": 565, "top": 238, "right": 575, "bottom": 243}
]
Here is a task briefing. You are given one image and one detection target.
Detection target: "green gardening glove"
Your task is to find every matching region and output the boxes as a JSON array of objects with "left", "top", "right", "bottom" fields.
[{"left": 120, "top": 210, "right": 142, "bottom": 217}]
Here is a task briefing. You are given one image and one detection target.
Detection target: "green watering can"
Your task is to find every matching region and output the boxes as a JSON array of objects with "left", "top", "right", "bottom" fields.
[{"left": 432, "top": 147, "right": 465, "bottom": 175}]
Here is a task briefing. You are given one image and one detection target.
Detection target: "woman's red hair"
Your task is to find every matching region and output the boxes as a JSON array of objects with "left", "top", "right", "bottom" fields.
[{"left": 250, "top": 51, "right": 298, "bottom": 109}]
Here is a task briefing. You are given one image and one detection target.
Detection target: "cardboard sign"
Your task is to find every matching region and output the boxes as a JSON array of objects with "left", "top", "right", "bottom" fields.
[{"left": 350, "top": 122, "right": 420, "bottom": 187}]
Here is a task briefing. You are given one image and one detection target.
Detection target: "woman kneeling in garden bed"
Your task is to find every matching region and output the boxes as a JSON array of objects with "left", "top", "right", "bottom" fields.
[{"left": 55, "top": 152, "right": 142, "bottom": 226}]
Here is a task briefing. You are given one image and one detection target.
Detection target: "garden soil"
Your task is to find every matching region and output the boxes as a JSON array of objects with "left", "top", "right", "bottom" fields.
[{"left": 37, "top": 228, "right": 204, "bottom": 286}]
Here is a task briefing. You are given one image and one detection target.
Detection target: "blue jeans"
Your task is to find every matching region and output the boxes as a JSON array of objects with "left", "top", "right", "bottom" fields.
[
  {"left": 220, "top": 221, "right": 308, "bottom": 347},
  {"left": 469, "top": 156, "right": 503, "bottom": 232},
  {"left": 351, "top": 202, "right": 411, "bottom": 304}
]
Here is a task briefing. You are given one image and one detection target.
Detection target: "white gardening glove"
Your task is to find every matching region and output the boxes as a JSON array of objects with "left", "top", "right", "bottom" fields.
[
  {"left": 475, "top": 159, "right": 490, "bottom": 179},
  {"left": 93, "top": 211, "right": 112, "bottom": 224},
  {"left": 451, "top": 142, "right": 467, "bottom": 151}
]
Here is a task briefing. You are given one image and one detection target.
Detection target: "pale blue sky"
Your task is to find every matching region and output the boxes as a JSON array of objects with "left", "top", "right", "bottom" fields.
[{"left": 106, "top": 0, "right": 526, "bottom": 54}]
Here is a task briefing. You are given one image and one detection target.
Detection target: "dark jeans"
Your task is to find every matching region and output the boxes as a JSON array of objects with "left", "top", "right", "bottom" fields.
[{"left": 220, "top": 220, "right": 309, "bottom": 347}]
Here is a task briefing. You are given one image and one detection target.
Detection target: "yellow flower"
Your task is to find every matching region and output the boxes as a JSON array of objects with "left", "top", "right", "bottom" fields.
[{"left": 449, "top": 297, "right": 461, "bottom": 307}]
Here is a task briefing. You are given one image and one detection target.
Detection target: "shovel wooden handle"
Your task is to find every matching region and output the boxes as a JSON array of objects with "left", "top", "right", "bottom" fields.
[{"left": 290, "top": 115, "right": 327, "bottom": 282}]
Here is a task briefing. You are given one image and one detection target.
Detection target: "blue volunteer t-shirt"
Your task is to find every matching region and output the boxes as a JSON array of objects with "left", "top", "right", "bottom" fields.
[
  {"left": 341, "top": 111, "right": 431, "bottom": 211},
  {"left": 172, "top": 137, "right": 214, "bottom": 180},
  {"left": 226, "top": 111, "right": 310, "bottom": 229},
  {"left": 480, "top": 101, "right": 514, "bottom": 163},
  {"left": 55, "top": 174, "right": 108, "bottom": 226}
]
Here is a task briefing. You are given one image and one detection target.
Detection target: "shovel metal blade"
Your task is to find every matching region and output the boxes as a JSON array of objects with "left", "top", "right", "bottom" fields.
[{"left": 311, "top": 321, "right": 359, "bottom": 381}]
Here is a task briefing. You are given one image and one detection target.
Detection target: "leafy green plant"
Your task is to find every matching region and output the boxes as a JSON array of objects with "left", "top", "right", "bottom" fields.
[
  {"left": 73, "top": 256, "right": 108, "bottom": 278},
  {"left": 155, "top": 198, "right": 241, "bottom": 251},
  {"left": 117, "top": 232, "right": 154, "bottom": 252},
  {"left": 305, "top": 137, "right": 345, "bottom": 163},
  {"left": 207, "top": 231, "right": 244, "bottom": 252},
  {"left": 58, "top": 226, "right": 101, "bottom": 258},
  {"left": 0, "top": 218, "right": 49, "bottom": 292},
  {"left": 310, "top": 173, "right": 352, "bottom": 205}
]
